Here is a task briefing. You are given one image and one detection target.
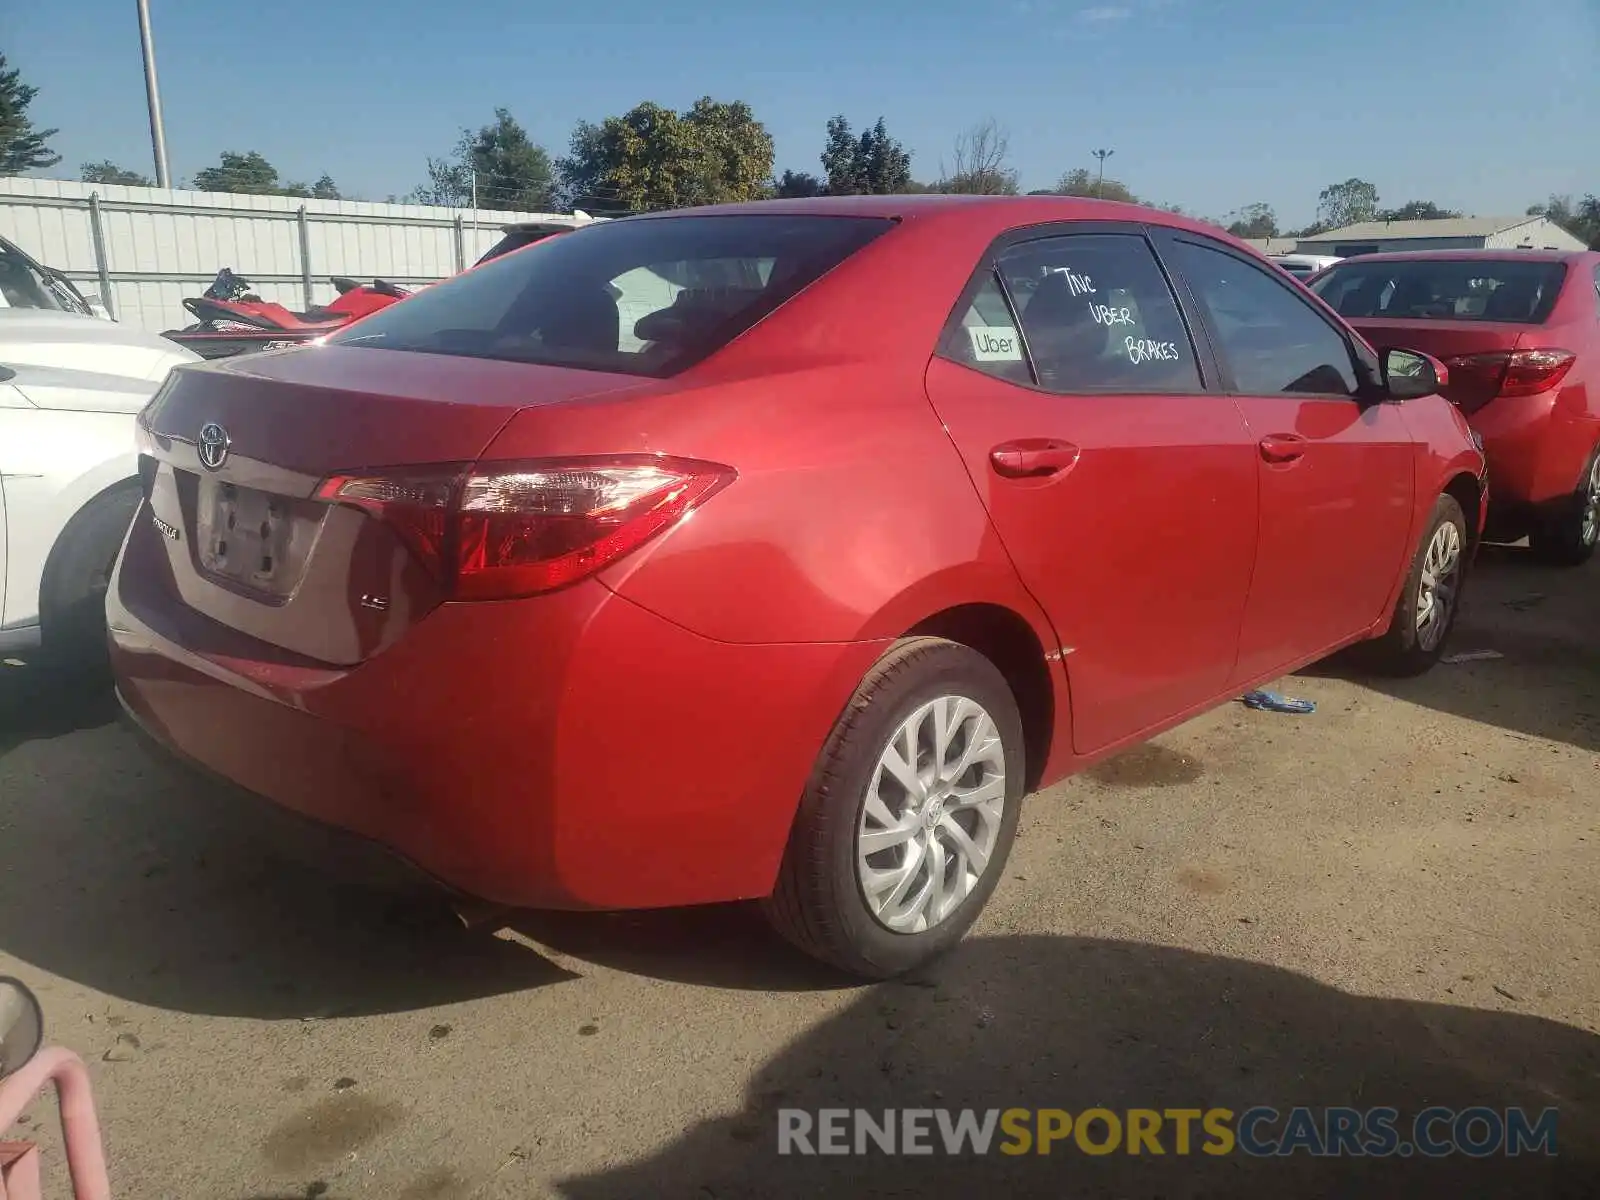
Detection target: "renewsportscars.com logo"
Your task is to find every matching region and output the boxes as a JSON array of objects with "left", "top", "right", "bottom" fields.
[{"left": 777, "top": 1107, "right": 1559, "bottom": 1158}]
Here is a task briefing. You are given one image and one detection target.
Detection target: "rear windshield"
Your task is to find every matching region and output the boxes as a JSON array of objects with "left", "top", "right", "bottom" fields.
[
  {"left": 1310, "top": 258, "right": 1568, "bottom": 324},
  {"left": 332, "top": 213, "right": 894, "bottom": 377}
]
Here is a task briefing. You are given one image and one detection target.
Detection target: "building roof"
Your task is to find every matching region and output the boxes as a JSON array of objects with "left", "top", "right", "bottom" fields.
[
  {"left": 1300, "top": 247, "right": 1592, "bottom": 266},
  {"left": 1297, "top": 216, "right": 1545, "bottom": 244}
]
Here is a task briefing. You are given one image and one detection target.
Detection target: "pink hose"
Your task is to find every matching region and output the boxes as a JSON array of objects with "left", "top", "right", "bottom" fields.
[{"left": 0, "top": 1048, "right": 112, "bottom": 1199}]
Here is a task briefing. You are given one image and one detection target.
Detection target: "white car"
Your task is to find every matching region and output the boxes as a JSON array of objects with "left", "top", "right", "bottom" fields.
[
  {"left": 1270, "top": 253, "right": 1343, "bottom": 281},
  {"left": 0, "top": 234, "right": 112, "bottom": 320},
  {"left": 0, "top": 310, "right": 199, "bottom": 666}
]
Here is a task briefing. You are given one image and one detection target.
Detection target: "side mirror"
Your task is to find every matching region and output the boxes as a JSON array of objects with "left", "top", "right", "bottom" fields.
[
  {"left": 0, "top": 977, "right": 43, "bottom": 1079},
  {"left": 1382, "top": 347, "right": 1448, "bottom": 401}
]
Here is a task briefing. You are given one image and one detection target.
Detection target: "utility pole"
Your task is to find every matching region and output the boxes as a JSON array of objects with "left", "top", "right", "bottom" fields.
[
  {"left": 1092, "top": 148, "right": 1114, "bottom": 199},
  {"left": 470, "top": 169, "right": 478, "bottom": 241},
  {"left": 135, "top": 0, "right": 172, "bottom": 187}
]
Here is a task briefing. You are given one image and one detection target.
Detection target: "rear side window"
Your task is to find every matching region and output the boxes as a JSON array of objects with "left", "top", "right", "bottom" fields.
[
  {"left": 942, "top": 272, "right": 1033, "bottom": 385},
  {"left": 1310, "top": 258, "right": 1569, "bottom": 324},
  {"left": 335, "top": 214, "right": 893, "bottom": 377},
  {"left": 991, "top": 234, "right": 1202, "bottom": 393}
]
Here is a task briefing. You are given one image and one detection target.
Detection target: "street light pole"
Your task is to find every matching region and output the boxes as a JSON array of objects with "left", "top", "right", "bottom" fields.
[
  {"left": 135, "top": 0, "right": 172, "bottom": 187},
  {"left": 1092, "top": 148, "right": 1114, "bottom": 199}
]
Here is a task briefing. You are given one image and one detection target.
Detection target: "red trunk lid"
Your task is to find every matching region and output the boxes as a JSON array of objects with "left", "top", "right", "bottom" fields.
[
  {"left": 1346, "top": 318, "right": 1529, "bottom": 412},
  {"left": 131, "top": 347, "right": 652, "bottom": 665}
]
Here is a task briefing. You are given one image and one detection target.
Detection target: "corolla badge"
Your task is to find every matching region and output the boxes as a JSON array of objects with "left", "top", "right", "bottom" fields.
[{"left": 197, "top": 422, "right": 231, "bottom": 471}]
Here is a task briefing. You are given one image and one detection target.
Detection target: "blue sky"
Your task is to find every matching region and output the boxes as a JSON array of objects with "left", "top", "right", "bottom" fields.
[{"left": 7, "top": 0, "right": 1596, "bottom": 226}]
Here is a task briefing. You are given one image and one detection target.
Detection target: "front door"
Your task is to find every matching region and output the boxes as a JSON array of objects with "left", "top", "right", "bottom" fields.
[
  {"left": 1158, "top": 234, "right": 1416, "bottom": 682},
  {"left": 924, "top": 227, "right": 1260, "bottom": 755}
]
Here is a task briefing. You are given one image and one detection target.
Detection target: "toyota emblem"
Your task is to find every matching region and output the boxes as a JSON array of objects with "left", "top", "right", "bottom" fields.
[{"left": 197, "top": 422, "right": 231, "bottom": 471}]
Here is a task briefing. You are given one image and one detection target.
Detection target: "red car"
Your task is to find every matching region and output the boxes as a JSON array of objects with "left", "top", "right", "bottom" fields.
[
  {"left": 110, "top": 197, "right": 1485, "bottom": 978},
  {"left": 1309, "top": 249, "right": 1600, "bottom": 564}
]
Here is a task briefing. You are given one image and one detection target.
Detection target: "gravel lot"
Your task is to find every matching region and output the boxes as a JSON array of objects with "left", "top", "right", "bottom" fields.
[{"left": 1, "top": 545, "right": 1596, "bottom": 1199}]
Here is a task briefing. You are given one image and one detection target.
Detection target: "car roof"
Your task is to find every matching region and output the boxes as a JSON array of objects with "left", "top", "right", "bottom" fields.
[
  {"left": 1320, "top": 247, "right": 1597, "bottom": 266},
  {"left": 621, "top": 193, "right": 1251, "bottom": 246}
]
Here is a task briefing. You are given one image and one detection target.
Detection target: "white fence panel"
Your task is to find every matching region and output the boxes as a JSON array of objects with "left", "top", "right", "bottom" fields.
[{"left": 0, "top": 177, "right": 591, "bottom": 334}]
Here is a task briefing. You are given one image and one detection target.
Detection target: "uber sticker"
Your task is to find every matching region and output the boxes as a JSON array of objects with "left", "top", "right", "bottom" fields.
[{"left": 968, "top": 325, "right": 1023, "bottom": 362}]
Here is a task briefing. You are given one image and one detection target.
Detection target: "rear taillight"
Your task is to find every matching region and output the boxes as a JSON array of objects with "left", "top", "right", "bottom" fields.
[
  {"left": 1442, "top": 348, "right": 1577, "bottom": 406},
  {"left": 316, "top": 470, "right": 458, "bottom": 577},
  {"left": 315, "top": 456, "right": 734, "bottom": 600}
]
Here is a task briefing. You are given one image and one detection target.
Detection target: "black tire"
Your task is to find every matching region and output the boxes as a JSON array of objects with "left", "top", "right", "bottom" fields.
[
  {"left": 1357, "top": 493, "right": 1469, "bottom": 678},
  {"left": 38, "top": 481, "right": 141, "bottom": 677},
  {"left": 761, "top": 636, "right": 1025, "bottom": 979},
  {"left": 1528, "top": 443, "right": 1600, "bottom": 567}
]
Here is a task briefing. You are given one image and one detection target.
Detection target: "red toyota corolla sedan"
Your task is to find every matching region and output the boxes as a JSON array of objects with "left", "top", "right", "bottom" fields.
[
  {"left": 110, "top": 196, "right": 1486, "bottom": 978},
  {"left": 1309, "top": 249, "right": 1600, "bottom": 564}
]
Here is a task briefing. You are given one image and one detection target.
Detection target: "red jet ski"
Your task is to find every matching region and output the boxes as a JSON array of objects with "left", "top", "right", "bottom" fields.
[{"left": 162, "top": 268, "right": 411, "bottom": 360}]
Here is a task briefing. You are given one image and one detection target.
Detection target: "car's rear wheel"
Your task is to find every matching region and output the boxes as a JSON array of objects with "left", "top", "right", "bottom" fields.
[
  {"left": 762, "top": 637, "right": 1024, "bottom": 979},
  {"left": 1357, "top": 492, "right": 1468, "bottom": 677},
  {"left": 38, "top": 481, "right": 141, "bottom": 677},
  {"left": 1528, "top": 444, "right": 1600, "bottom": 567}
]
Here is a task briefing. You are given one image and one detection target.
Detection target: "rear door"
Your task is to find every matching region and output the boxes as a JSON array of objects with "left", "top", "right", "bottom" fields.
[
  {"left": 924, "top": 224, "right": 1259, "bottom": 755},
  {"left": 1157, "top": 232, "right": 1416, "bottom": 682}
]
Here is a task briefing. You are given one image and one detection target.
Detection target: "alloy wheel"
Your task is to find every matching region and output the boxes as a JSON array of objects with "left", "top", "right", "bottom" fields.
[
  {"left": 1582, "top": 455, "right": 1600, "bottom": 547},
  {"left": 856, "top": 695, "right": 1007, "bottom": 933},
  {"left": 1415, "top": 519, "right": 1463, "bottom": 652}
]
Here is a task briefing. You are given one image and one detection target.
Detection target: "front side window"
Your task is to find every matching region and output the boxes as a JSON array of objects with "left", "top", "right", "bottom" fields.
[
  {"left": 1168, "top": 240, "right": 1359, "bottom": 398},
  {"left": 1310, "top": 258, "right": 1568, "bottom": 325},
  {"left": 994, "top": 234, "right": 1202, "bottom": 394},
  {"left": 337, "top": 214, "right": 893, "bottom": 377}
]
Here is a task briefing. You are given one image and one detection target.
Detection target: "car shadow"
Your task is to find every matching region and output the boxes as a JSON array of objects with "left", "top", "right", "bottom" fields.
[
  {"left": 0, "top": 665, "right": 573, "bottom": 1018},
  {"left": 506, "top": 904, "right": 857, "bottom": 994},
  {"left": 552, "top": 934, "right": 1600, "bottom": 1199},
  {"left": 1300, "top": 546, "right": 1599, "bottom": 753},
  {"left": 0, "top": 660, "right": 120, "bottom": 759}
]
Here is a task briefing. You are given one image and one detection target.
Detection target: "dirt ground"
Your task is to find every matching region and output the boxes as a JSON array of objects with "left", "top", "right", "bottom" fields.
[{"left": 0, "top": 545, "right": 1595, "bottom": 1199}]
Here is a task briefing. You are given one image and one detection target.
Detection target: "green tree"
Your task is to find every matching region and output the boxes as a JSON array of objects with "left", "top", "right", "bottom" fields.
[
  {"left": 1225, "top": 201, "right": 1279, "bottom": 239},
  {"left": 774, "top": 169, "right": 824, "bottom": 198},
  {"left": 819, "top": 116, "right": 913, "bottom": 195},
  {"left": 937, "top": 119, "right": 1019, "bottom": 195},
  {"left": 1314, "top": 177, "right": 1380, "bottom": 231},
  {"left": 192, "top": 151, "right": 343, "bottom": 199},
  {"left": 558, "top": 97, "right": 774, "bottom": 213},
  {"left": 686, "top": 98, "right": 776, "bottom": 202},
  {"left": 192, "top": 150, "right": 284, "bottom": 194},
  {"left": 1053, "top": 166, "right": 1138, "bottom": 203},
  {"left": 1578, "top": 196, "right": 1600, "bottom": 249},
  {"left": 411, "top": 109, "right": 555, "bottom": 211},
  {"left": 281, "top": 173, "right": 344, "bottom": 200},
  {"left": 80, "top": 160, "right": 154, "bottom": 187},
  {"left": 409, "top": 155, "right": 471, "bottom": 207},
  {"left": 0, "top": 53, "right": 60, "bottom": 175},
  {"left": 1376, "top": 200, "right": 1461, "bottom": 221}
]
